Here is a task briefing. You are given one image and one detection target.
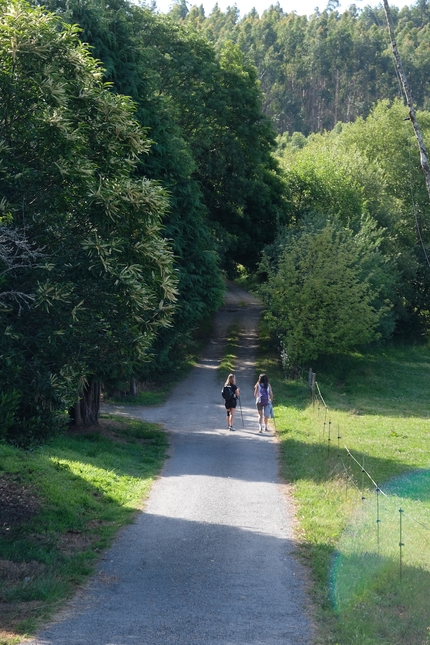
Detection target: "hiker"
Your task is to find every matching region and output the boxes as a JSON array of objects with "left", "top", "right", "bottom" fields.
[
  {"left": 254, "top": 373, "right": 273, "bottom": 433},
  {"left": 222, "top": 374, "right": 240, "bottom": 431}
]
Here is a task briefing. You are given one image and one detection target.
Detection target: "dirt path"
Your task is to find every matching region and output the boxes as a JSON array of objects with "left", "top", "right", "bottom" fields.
[{"left": 26, "top": 289, "right": 313, "bottom": 645}]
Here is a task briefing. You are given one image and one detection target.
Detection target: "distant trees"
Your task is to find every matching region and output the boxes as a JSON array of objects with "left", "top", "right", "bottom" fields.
[{"left": 181, "top": 1, "right": 430, "bottom": 135}]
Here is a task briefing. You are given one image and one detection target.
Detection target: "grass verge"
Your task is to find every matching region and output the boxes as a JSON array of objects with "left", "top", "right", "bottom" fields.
[
  {"left": 0, "top": 415, "right": 168, "bottom": 645},
  {"left": 257, "top": 327, "right": 430, "bottom": 645},
  {"left": 218, "top": 322, "right": 242, "bottom": 379}
]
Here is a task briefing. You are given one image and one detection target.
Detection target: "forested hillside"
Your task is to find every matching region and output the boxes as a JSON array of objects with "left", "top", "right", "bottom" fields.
[{"left": 179, "top": 0, "right": 430, "bottom": 134}]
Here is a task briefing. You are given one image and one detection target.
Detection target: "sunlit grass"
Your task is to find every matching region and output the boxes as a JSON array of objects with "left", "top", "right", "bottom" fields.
[
  {"left": 257, "top": 328, "right": 430, "bottom": 645},
  {"left": 0, "top": 416, "right": 167, "bottom": 644}
]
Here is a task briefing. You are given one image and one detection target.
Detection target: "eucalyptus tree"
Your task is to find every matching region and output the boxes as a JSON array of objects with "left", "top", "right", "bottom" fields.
[
  {"left": 0, "top": 0, "right": 177, "bottom": 441},
  {"left": 184, "top": 3, "right": 416, "bottom": 134}
]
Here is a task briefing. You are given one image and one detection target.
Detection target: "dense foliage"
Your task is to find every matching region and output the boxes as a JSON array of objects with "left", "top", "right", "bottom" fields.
[
  {"left": 35, "top": 0, "right": 287, "bottom": 369},
  {"left": 260, "top": 216, "right": 395, "bottom": 365},
  {"left": 0, "top": 0, "right": 177, "bottom": 441},
  {"left": 261, "top": 99, "right": 430, "bottom": 362},
  {"left": 0, "top": 0, "right": 286, "bottom": 441},
  {"left": 173, "top": 2, "right": 430, "bottom": 365}
]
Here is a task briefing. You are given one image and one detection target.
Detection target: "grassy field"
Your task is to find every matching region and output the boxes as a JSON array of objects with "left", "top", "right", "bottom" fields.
[
  {"left": 0, "top": 416, "right": 168, "bottom": 645},
  {"left": 259, "top": 336, "right": 430, "bottom": 645}
]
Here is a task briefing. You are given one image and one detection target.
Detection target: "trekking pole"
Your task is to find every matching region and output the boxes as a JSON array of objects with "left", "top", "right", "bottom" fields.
[{"left": 238, "top": 396, "right": 244, "bottom": 427}]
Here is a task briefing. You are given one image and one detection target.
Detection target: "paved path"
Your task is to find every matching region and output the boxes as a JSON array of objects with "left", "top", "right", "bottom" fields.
[{"left": 26, "top": 294, "right": 312, "bottom": 645}]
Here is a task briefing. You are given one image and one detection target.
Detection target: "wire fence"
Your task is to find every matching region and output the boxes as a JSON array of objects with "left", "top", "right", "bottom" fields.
[{"left": 294, "top": 367, "right": 430, "bottom": 582}]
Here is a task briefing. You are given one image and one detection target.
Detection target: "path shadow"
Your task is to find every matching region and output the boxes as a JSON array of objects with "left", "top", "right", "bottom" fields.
[{"left": 28, "top": 513, "right": 311, "bottom": 645}]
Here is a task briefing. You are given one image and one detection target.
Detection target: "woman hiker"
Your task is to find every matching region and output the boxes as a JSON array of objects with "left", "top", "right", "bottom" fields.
[
  {"left": 223, "top": 373, "right": 240, "bottom": 431},
  {"left": 254, "top": 373, "right": 274, "bottom": 433}
]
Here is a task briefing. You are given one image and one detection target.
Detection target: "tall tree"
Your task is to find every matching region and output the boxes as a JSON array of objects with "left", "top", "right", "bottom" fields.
[
  {"left": 41, "top": 0, "right": 287, "bottom": 276},
  {"left": 0, "top": 0, "right": 177, "bottom": 441},
  {"left": 39, "top": 0, "right": 226, "bottom": 370},
  {"left": 260, "top": 217, "right": 394, "bottom": 366}
]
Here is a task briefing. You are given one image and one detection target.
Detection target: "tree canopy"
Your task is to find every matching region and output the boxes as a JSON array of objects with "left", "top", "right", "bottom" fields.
[{"left": 0, "top": 0, "right": 177, "bottom": 441}]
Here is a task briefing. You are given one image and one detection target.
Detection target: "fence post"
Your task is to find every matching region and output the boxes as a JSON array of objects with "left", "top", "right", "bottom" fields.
[
  {"left": 399, "top": 508, "right": 404, "bottom": 581},
  {"left": 376, "top": 485, "right": 381, "bottom": 554},
  {"left": 361, "top": 456, "right": 366, "bottom": 502},
  {"left": 311, "top": 372, "right": 316, "bottom": 406}
]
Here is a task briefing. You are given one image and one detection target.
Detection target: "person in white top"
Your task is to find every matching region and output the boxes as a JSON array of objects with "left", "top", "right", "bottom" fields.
[{"left": 253, "top": 373, "right": 273, "bottom": 433}]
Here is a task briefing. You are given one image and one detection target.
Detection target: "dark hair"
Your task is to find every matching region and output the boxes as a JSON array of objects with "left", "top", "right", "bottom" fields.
[{"left": 258, "top": 373, "right": 268, "bottom": 387}]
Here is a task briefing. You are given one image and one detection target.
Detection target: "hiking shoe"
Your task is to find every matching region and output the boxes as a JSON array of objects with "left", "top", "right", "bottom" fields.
[
  {"left": 229, "top": 426, "right": 235, "bottom": 431},
  {"left": 264, "top": 426, "right": 269, "bottom": 432},
  {"left": 258, "top": 429, "right": 263, "bottom": 433}
]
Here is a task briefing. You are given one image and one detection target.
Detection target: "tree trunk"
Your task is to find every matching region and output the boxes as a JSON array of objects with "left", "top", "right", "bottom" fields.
[
  {"left": 74, "top": 379, "right": 100, "bottom": 426},
  {"left": 130, "top": 377, "right": 137, "bottom": 397},
  {"left": 74, "top": 397, "right": 82, "bottom": 426}
]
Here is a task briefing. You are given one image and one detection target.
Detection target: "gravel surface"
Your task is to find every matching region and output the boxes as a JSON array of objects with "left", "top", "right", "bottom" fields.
[{"left": 25, "top": 288, "right": 313, "bottom": 645}]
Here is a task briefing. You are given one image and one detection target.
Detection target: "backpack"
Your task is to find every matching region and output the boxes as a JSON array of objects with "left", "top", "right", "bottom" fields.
[
  {"left": 222, "top": 385, "right": 235, "bottom": 401},
  {"left": 258, "top": 383, "right": 269, "bottom": 406}
]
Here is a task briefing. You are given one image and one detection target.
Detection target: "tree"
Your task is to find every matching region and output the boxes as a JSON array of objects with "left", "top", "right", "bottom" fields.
[
  {"left": 275, "top": 99, "right": 430, "bottom": 332},
  {"left": 42, "top": 0, "right": 287, "bottom": 276},
  {"left": 382, "top": 0, "right": 430, "bottom": 231},
  {"left": 260, "top": 218, "right": 394, "bottom": 366},
  {"left": 38, "top": 0, "right": 226, "bottom": 369},
  {"left": 0, "top": 0, "right": 177, "bottom": 442}
]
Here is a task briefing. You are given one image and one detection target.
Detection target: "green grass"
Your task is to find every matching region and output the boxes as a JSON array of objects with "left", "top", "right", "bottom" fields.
[
  {"left": 0, "top": 416, "right": 168, "bottom": 644},
  {"left": 257, "top": 330, "right": 430, "bottom": 645},
  {"left": 218, "top": 322, "right": 242, "bottom": 379}
]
